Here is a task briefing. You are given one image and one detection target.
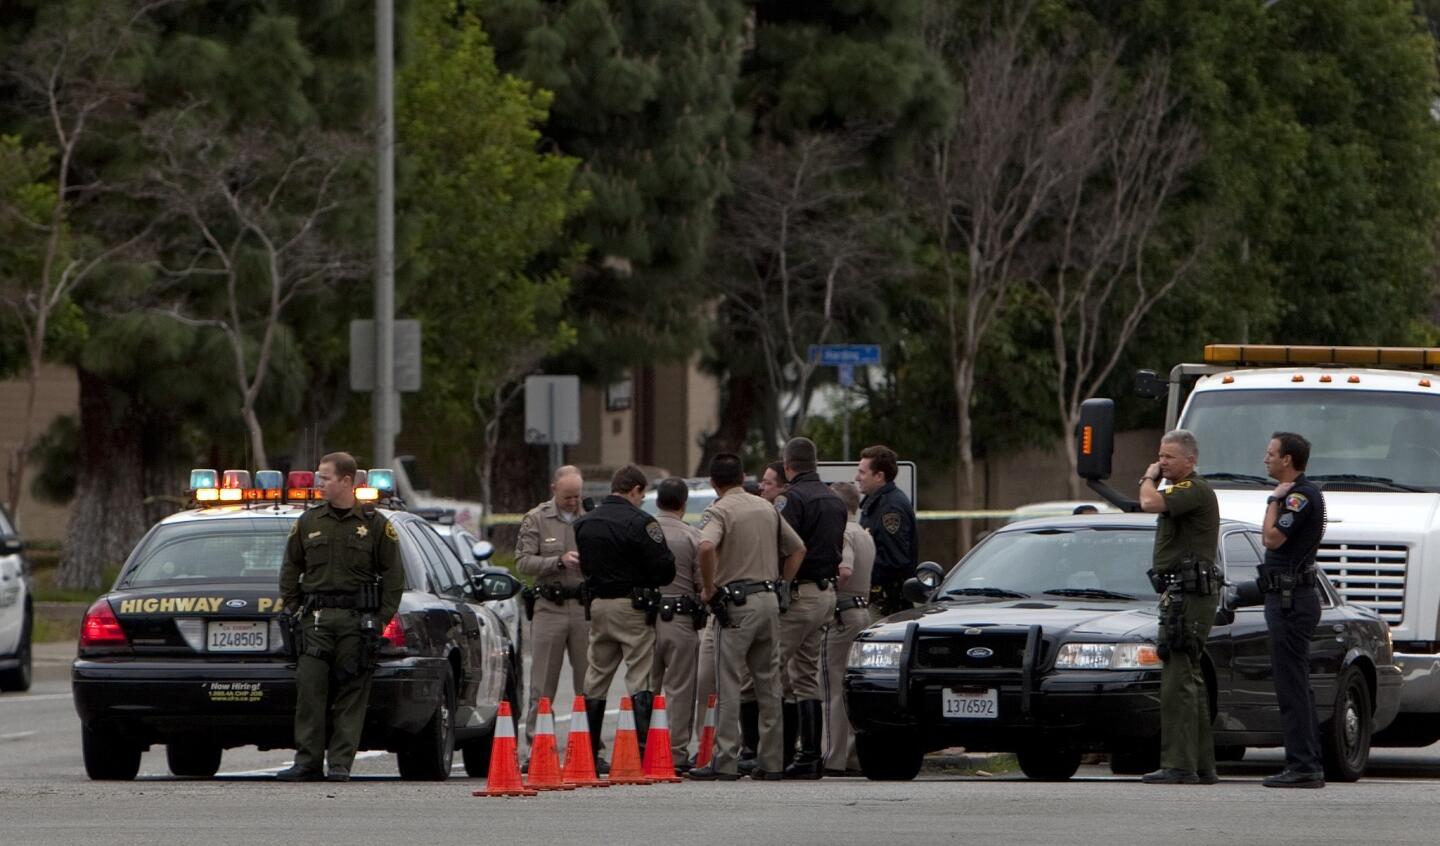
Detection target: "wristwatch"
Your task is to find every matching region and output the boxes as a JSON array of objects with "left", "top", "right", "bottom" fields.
[
  {"left": 1139, "top": 475, "right": 1158, "bottom": 485},
  {"left": 1266, "top": 495, "right": 1281, "bottom": 504}
]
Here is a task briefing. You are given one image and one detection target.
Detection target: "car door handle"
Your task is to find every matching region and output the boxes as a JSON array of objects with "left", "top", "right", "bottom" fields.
[{"left": 1332, "top": 624, "right": 1345, "bottom": 632}]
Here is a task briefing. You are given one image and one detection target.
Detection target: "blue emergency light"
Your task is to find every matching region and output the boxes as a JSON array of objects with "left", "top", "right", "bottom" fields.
[
  {"left": 254, "top": 470, "right": 283, "bottom": 490},
  {"left": 366, "top": 469, "right": 395, "bottom": 493},
  {"left": 189, "top": 469, "right": 218, "bottom": 490}
]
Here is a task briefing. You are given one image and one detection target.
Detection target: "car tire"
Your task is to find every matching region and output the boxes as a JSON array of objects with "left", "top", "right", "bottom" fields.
[
  {"left": 82, "top": 725, "right": 142, "bottom": 781},
  {"left": 0, "top": 605, "right": 32, "bottom": 692},
  {"left": 856, "top": 730, "right": 923, "bottom": 781},
  {"left": 1108, "top": 746, "right": 1159, "bottom": 775},
  {"left": 1017, "top": 746, "right": 1082, "bottom": 781},
  {"left": 166, "top": 742, "right": 222, "bottom": 778},
  {"left": 398, "top": 672, "right": 456, "bottom": 781},
  {"left": 1321, "top": 665, "right": 1372, "bottom": 782}
]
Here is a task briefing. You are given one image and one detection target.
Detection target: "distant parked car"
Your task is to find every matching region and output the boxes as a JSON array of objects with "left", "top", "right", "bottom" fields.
[{"left": 0, "top": 505, "right": 31, "bottom": 692}]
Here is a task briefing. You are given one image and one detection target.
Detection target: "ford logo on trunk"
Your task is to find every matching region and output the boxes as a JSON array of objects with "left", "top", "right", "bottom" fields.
[
  {"left": 967, "top": 647, "right": 994, "bottom": 660},
  {"left": 225, "top": 599, "right": 247, "bottom": 608}
]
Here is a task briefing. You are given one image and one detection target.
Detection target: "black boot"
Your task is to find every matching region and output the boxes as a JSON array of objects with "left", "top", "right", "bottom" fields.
[
  {"left": 585, "top": 697, "right": 607, "bottom": 771},
  {"left": 784, "top": 700, "right": 824, "bottom": 779},
  {"left": 782, "top": 701, "right": 799, "bottom": 770},
  {"left": 631, "top": 691, "right": 654, "bottom": 759},
  {"left": 737, "top": 700, "right": 760, "bottom": 775}
]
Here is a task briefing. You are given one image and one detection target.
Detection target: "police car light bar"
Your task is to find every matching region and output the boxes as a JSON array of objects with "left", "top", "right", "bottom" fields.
[
  {"left": 355, "top": 486, "right": 379, "bottom": 502},
  {"left": 366, "top": 468, "right": 396, "bottom": 494},
  {"left": 1204, "top": 344, "right": 1440, "bottom": 369},
  {"left": 286, "top": 470, "right": 315, "bottom": 502},
  {"left": 189, "top": 469, "right": 219, "bottom": 490}
]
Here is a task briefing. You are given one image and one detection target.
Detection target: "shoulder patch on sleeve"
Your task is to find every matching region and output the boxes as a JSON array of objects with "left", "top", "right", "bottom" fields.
[
  {"left": 1284, "top": 493, "right": 1309, "bottom": 512},
  {"left": 882, "top": 512, "right": 902, "bottom": 534},
  {"left": 1165, "top": 480, "right": 1193, "bottom": 494},
  {"left": 288, "top": 520, "right": 298, "bottom": 537},
  {"left": 1278, "top": 512, "right": 1295, "bottom": 529},
  {"left": 384, "top": 521, "right": 399, "bottom": 541},
  {"left": 773, "top": 494, "right": 788, "bottom": 513},
  {"left": 646, "top": 521, "right": 665, "bottom": 544}
]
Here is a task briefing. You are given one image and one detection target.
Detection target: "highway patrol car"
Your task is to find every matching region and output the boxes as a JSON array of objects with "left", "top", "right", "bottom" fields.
[{"left": 72, "top": 469, "right": 520, "bottom": 780}]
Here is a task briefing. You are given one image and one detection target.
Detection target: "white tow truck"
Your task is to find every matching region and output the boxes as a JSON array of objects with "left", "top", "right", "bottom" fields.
[{"left": 1080, "top": 343, "right": 1440, "bottom": 746}]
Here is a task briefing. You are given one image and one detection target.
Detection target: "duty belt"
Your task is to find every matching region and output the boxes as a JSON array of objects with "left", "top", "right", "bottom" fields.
[
  {"left": 834, "top": 595, "right": 869, "bottom": 613},
  {"left": 536, "top": 583, "right": 587, "bottom": 604},
  {"left": 304, "top": 591, "right": 361, "bottom": 609},
  {"left": 793, "top": 577, "right": 833, "bottom": 590},
  {"left": 720, "top": 579, "right": 778, "bottom": 605},
  {"left": 658, "top": 594, "right": 704, "bottom": 621},
  {"left": 1261, "top": 568, "right": 1317, "bottom": 591}
]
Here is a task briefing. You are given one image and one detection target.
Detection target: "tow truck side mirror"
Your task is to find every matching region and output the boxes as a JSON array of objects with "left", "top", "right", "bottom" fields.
[
  {"left": 1076, "top": 399, "right": 1116, "bottom": 481},
  {"left": 1135, "top": 370, "right": 1169, "bottom": 400}
]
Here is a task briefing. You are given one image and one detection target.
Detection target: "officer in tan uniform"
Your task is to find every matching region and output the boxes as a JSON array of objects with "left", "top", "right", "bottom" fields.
[
  {"left": 515, "top": 465, "right": 588, "bottom": 747},
  {"left": 699, "top": 460, "right": 787, "bottom": 772},
  {"left": 823, "top": 481, "right": 875, "bottom": 776},
  {"left": 688, "top": 453, "right": 805, "bottom": 781},
  {"left": 650, "top": 477, "right": 704, "bottom": 771}
]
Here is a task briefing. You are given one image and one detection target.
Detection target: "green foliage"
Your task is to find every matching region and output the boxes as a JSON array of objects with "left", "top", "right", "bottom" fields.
[{"left": 398, "top": 0, "right": 586, "bottom": 462}]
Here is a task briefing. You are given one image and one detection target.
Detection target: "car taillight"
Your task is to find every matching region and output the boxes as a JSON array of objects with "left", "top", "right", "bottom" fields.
[
  {"left": 381, "top": 615, "right": 406, "bottom": 648},
  {"left": 80, "top": 599, "right": 128, "bottom": 647}
]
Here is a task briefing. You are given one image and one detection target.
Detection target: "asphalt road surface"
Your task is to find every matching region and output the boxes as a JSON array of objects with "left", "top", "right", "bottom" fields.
[{"left": 9, "top": 644, "right": 1440, "bottom": 846}]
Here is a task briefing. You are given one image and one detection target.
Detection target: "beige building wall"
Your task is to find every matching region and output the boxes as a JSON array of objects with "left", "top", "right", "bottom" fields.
[{"left": 0, "top": 364, "right": 79, "bottom": 542}]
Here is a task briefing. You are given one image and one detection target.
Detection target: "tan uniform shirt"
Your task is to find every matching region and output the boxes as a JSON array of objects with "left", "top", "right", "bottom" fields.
[
  {"left": 656, "top": 511, "right": 702, "bottom": 596},
  {"left": 699, "top": 487, "right": 804, "bottom": 585},
  {"left": 839, "top": 518, "right": 877, "bottom": 600},
  {"left": 515, "top": 498, "right": 583, "bottom": 587}
]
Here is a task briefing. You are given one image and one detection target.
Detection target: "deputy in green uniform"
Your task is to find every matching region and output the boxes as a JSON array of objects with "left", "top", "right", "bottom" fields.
[
  {"left": 276, "top": 451, "right": 403, "bottom": 782},
  {"left": 1138, "top": 430, "right": 1221, "bottom": 786}
]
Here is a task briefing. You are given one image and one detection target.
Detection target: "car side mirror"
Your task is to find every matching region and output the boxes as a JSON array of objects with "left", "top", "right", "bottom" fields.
[
  {"left": 471, "top": 540, "right": 495, "bottom": 562},
  {"left": 1214, "top": 606, "right": 1235, "bottom": 627},
  {"left": 473, "top": 571, "right": 520, "bottom": 602},
  {"left": 904, "top": 561, "right": 946, "bottom": 605},
  {"left": 0, "top": 537, "right": 20, "bottom": 556}
]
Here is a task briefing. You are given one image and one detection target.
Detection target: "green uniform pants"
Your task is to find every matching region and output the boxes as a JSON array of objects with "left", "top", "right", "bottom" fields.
[
  {"left": 1158, "top": 590, "right": 1218, "bottom": 773},
  {"left": 293, "top": 608, "right": 372, "bottom": 772}
]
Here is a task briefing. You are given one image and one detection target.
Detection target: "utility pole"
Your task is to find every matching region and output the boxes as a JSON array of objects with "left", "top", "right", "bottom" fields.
[{"left": 372, "top": 0, "right": 396, "bottom": 467}]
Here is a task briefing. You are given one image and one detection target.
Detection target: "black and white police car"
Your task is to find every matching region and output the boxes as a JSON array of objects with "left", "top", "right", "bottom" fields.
[{"left": 71, "top": 468, "right": 521, "bottom": 780}]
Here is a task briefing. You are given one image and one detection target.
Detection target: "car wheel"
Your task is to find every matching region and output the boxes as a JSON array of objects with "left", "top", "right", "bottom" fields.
[
  {"left": 855, "top": 730, "right": 923, "bottom": 781},
  {"left": 166, "top": 742, "right": 222, "bottom": 778},
  {"left": 398, "top": 672, "right": 456, "bottom": 781},
  {"left": 0, "top": 605, "right": 32, "bottom": 692},
  {"left": 1108, "top": 746, "right": 1159, "bottom": 775},
  {"left": 1321, "top": 665, "right": 1372, "bottom": 782},
  {"left": 1017, "top": 746, "right": 1082, "bottom": 781},
  {"left": 82, "top": 725, "right": 141, "bottom": 781}
]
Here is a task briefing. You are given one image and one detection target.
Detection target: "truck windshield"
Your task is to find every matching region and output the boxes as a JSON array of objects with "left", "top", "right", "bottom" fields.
[{"left": 1182, "top": 388, "right": 1440, "bottom": 491}]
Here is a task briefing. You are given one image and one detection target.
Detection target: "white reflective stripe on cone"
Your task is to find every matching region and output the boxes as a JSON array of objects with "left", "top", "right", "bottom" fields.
[{"left": 618, "top": 697, "right": 636, "bottom": 730}]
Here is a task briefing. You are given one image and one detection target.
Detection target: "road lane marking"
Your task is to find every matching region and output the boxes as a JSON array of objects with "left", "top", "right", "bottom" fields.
[
  {"left": 0, "top": 731, "right": 36, "bottom": 741},
  {"left": 211, "top": 750, "right": 388, "bottom": 778},
  {"left": 0, "top": 693, "right": 72, "bottom": 705}
]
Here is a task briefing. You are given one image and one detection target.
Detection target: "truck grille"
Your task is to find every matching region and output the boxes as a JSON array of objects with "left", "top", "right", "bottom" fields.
[
  {"left": 913, "top": 632, "right": 1031, "bottom": 670},
  {"left": 1316, "top": 542, "right": 1407, "bottom": 625}
]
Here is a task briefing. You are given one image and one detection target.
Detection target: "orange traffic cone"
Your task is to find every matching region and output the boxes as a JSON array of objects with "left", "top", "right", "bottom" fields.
[
  {"left": 694, "top": 693, "right": 717, "bottom": 770},
  {"left": 472, "top": 700, "right": 537, "bottom": 797},
  {"left": 560, "top": 696, "right": 608, "bottom": 788},
  {"left": 606, "top": 695, "right": 651, "bottom": 785},
  {"left": 642, "top": 693, "right": 682, "bottom": 783},
  {"left": 525, "top": 697, "right": 575, "bottom": 790}
]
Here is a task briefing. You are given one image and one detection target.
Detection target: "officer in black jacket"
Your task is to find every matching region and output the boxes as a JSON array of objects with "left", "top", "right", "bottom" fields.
[
  {"left": 577, "top": 465, "right": 676, "bottom": 760},
  {"left": 1259, "top": 431, "right": 1327, "bottom": 789},
  {"left": 856, "top": 444, "right": 918, "bottom": 619},
  {"left": 774, "top": 437, "right": 846, "bottom": 779}
]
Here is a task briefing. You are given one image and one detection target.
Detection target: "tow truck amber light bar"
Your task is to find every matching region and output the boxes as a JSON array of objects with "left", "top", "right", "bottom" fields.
[{"left": 1204, "top": 344, "right": 1440, "bottom": 369}]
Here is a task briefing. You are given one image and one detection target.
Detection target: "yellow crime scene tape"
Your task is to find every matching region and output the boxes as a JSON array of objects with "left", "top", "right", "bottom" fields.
[{"left": 482, "top": 509, "right": 1044, "bottom": 526}]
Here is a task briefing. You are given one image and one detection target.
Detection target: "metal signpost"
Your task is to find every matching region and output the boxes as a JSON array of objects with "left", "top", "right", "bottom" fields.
[{"left": 808, "top": 344, "right": 881, "bottom": 460}]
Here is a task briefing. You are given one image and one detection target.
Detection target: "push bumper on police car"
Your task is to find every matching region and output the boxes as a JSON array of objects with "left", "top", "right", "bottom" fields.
[{"left": 845, "top": 622, "right": 1162, "bottom": 753}]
